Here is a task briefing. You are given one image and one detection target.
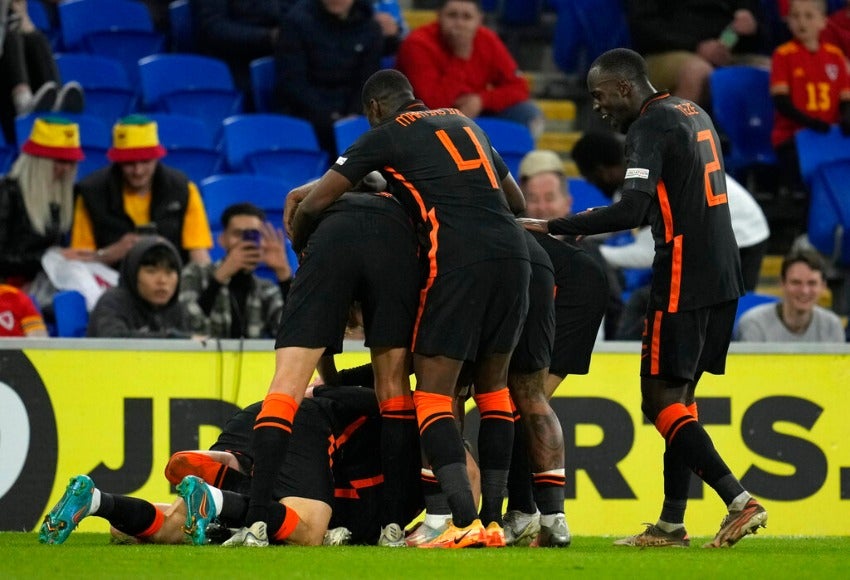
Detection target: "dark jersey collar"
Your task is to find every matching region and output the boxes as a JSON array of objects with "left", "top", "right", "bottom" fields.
[
  {"left": 396, "top": 99, "right": 427, "bottom": 113},
  {"left": 640, "top": 91, "right": 671, "bottom": 116}
]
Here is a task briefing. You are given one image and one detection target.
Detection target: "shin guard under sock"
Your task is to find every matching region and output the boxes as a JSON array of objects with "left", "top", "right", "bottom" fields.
[{"left": 246, "top": 393, "right": 298, "bottom": 525}]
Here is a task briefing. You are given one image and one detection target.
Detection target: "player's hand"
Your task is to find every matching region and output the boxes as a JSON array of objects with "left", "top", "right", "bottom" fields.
[
  {"left": 517, "top": 217, "right": 549, "bottom": 233},
  {"left": 259, "top": 221, "right": 291, "bottom": 281},
  {"left": 284, "top": 185, "right": 311, "bottom": 239}
]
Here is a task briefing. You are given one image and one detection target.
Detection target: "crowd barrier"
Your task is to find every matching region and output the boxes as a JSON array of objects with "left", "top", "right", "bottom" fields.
[{"left": 1, "top": 339, "right": 848, "bottom": 536}]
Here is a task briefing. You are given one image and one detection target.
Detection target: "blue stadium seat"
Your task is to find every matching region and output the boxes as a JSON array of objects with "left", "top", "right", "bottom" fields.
[
  {"left": 794, "top": 126, "right": 850, "bottom": 187},
  {"left": 57, "top": 0, "right": 165, "bottom": 82},
  {"left": 474, "top": 118, "right": 535, "bottom": 178},
  {"left": 145, "top": 113, "right": 221, "bottom": 183},
  {"left": 0, "top": 130, "right": 15, "bottom": 174},
  {"left": 27, "top": 0, "right": 60, "bottom": 50},
  {"left": 15, "top": 113, "right": 111, "bottom": 180},
  {"left": 221, "top": 114, "right": 328, "bottom": 183},
  {"left": 200, "top": 174, "right": 300, "bottom": 274},
  {"left": 138, "top": 54, "right": 244, "bottom": 133},
  {"left": 249, "top": 56, "right": 276, "bottom": 113},
  {"left": 55, "top": 54, "right": 136, "bottom": 124},
  {"left": 53, "top": 290, "right": 89, "bottom": 338},
  {"left": 551, "top": 0, "right": 631, "bottom": 75},
  {"left": 333, "top": 115, "right": 370, "bottom": 155},
  {"left": 169, "top": 0, "right": 196, "bottom": 52},
  {"left": 734, "top": 291, "right": 780, "bottom": 335},
  {"left": 567, "top": 177, "right": 610, "bottom": 214},
  {"left": 709, "top": 66, "right": 776, "bottom": 178},
  {"left": 807, "top": 159, "right": 850, "bottom": 266}
]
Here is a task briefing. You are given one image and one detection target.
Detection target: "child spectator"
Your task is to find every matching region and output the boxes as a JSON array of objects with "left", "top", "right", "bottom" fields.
[
  {"left": 771, "top": 0, "right": 850, "bottom": 199},
  {"left": 0, "top": 282, "right": 46, "bottom": 336},
  {"left": 87, "top": 236, "right": 192, "bottom": 338}
]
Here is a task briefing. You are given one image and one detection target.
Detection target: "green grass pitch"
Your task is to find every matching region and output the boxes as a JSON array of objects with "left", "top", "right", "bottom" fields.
[{"left": 1, "top": 533, "right": 848, "bottom": 579}]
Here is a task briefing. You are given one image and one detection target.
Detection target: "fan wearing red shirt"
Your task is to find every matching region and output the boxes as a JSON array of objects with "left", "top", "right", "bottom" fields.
[
  {"left": 395, "top": 0, "right": 543, "bottom": 136},
  {"left": 0, "top": 284, "right": 47, "bottom": 337},
  {"left": 770, "top": 0, "right": 850, "bottom": 195}
]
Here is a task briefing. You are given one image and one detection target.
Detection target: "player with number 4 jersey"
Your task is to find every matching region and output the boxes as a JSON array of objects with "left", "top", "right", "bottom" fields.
[
  {"left": 287, "top": 69, "right": 530, "bottom": 548},
  {"left": 520, "top": 48, "right": 765, "bottom": 550}
]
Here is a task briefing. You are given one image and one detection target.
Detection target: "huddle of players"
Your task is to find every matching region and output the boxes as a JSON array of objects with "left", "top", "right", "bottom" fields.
[{"left": 38, "top": 69, "right": 608, "bottom": 550}]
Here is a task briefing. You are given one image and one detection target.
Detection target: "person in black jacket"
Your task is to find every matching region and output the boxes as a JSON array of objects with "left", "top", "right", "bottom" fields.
[
  {"left": 192, "top": 0, "right": 295, "bottom": 95},
  {"left": 274, "top": 0, "right": 383, "bottom": 157},
  {"left": 87, "top": 236, "right": 193, "bottom": 338},
  {"left": 0, "top": 116, "right": 82, "bottom": 290},
  {"left": 67, "top": 115, "right": 213, "bottom": 268}
]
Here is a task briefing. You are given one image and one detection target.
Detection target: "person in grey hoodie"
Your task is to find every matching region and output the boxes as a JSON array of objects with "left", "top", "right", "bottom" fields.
[{"left": 87, "top": 236, "right": 192, "bottom": 338}]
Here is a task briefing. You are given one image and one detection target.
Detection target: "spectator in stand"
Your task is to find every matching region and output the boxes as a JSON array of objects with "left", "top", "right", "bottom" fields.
[
  {"left": 0, "top": 283, "right": 46, "bottom": 336},
  {"left": 737, "top": 248, "right": 845, "bottom": 341},
  {"left": 770, "top": 0, "right": 850, "bottom": 201},
  {"left": 625, "top": 0, "right": 769, "bottom": 107},
  {"left": 193, "top": 0, "right": 294, "bottom": 95},
  {"left": 0, "top": 117, "right": 81, "bottom": 295},
  {"left": 395, "top": 0, "right": 544, "bottom": 137},
  {"left": 274, "top": 0, "right": 383, "bottom": 157},
  {"left": 822, "top": 0, "right": 850, "bottom": 58},
  {"left": 179, "top": 202, "right": 292, "bottom": 339},
  {"left": 68, "top": 115, "right": 213, "bottom": 269},
  {"left": 87, "top": 236, "right": 193, "bottom": 338},
  {"left": 0, "top": 0, "right": 84, "bottom": 142}
]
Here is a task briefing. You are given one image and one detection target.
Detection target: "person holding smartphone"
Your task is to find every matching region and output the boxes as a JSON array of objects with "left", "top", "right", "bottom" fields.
[{"left": 179, "top": 202, "right": 292, "bottom": 339}]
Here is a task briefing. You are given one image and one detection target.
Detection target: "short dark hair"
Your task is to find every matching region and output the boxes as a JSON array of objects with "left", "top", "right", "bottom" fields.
[
  {"left": 571, "top": 131, "right": 624, "bottom": 178},
  {"left": 139, "top": 244, "right": 180, "bottom": 272},
  {"left": 781, "top": 248, "right": 828, "bottom": 280},
  {"left": 361, "top": 69, "right": 414, "bottom": 109},
  {"left": 221, "top": 202, "right": 266, "bottom": 230},
  {"left": 589, "top": 48, "right": 649, "bottom": 81}
]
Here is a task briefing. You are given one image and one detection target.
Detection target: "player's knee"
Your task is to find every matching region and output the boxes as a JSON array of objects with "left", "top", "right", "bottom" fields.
[{"left": 163, "top": 451, "right": 202, "bottom": 485}]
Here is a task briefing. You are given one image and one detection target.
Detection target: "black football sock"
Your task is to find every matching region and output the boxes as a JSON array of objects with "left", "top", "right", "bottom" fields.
[
  {"left": 475, "top": 389, "right": 514, "bottom": 526},
  {"left": 507, "top": 415, "right": 536, "bottom": 514}
]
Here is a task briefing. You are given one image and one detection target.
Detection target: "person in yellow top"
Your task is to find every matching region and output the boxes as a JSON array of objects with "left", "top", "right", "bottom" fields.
[{"left": 66, "top": 115, "right": 213, "bottom": 267}]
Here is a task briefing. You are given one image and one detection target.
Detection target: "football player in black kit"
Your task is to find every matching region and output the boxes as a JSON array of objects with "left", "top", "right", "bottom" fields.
[
  {"left": 273, "top": 69, "right": 531, "bottom": 548},
  {"left": 520, "top": 48, "right": 767, "bottom": 549}
]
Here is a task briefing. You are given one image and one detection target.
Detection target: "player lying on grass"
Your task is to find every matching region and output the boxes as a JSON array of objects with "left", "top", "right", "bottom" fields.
[{"left": 39, "top": 385, "right": 480, "bottom": 547}]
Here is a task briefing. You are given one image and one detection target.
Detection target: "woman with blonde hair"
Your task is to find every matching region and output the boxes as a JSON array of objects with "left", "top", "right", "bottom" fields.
[{"left": 0, "top": 116, "right": 82, "bottom": 292}]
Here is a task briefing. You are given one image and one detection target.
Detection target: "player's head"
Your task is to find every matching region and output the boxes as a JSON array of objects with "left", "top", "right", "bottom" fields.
[
  {"left": 570, "top": 131, "right": 626, "bottom": 197},
  {"left": 786, "top": 0, "right": 827, "bottom": 45},
  {"left": 361, "top": 70, "right": 416, "bottom": 126},
  {"left": 780, "top": 248, "right": 830, "bottom": 313},
  {"left": 587, "top": 48, "right": 655, "bottom": 132}
]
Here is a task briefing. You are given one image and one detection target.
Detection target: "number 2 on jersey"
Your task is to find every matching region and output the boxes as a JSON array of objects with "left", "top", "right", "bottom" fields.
[
  {"left": 435, "top": 127, "right": 499, "bottom": 188},
  {"left": 697, "top": 129, "right": 727, "bottom": 207}
]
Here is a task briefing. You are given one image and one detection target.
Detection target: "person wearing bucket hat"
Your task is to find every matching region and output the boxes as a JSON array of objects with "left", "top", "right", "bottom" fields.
[
  {"left": 68, "top": 115, "right": 212, "bottom": 267},
  {"left": 0, "top": 116, "right": 82, "bottom": 290}
]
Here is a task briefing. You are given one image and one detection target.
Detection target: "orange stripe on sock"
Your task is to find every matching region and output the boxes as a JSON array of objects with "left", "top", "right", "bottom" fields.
[
  {"left": 474, "top": 388, "right": 514, "bottom": 421},
  {"left": 272, "top": 507, "right": 302, "bottom": 543},
  {"left": 413, "top": 391, "right": 455, "bottom": 434},
  {"left": 137, "top": 506, "right": 165, "bottom": 539},
  {"left": 254, "top": 393, "right": 298, "bottom": 433},
  {"left": 687, "top": 402, "right": 698, "bottom": 422},
  {"left": 654, "top": 403, "right": 696, "bottom": 443},
  {"left": 379, "top": 394, "right": 415, "bottom": 414}
]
